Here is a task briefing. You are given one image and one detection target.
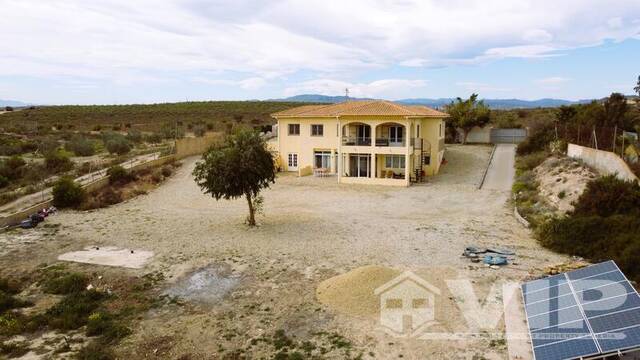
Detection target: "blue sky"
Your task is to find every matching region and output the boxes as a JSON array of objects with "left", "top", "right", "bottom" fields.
[{"left": 1, "top": 0, "right": 639, "bottom": 105}]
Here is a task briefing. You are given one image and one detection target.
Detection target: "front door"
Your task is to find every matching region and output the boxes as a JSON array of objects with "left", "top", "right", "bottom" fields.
[
  {"left": 287, "top": 153, "right": 298, "bottom": 171},
  {"left": 349, "top": 154, "right": 370, "bottom": 177}
]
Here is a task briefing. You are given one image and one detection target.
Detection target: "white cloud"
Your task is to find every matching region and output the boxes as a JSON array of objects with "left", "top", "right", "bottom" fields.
[
  {"left": 1, "top": 0, "right": 640, "bottom": 91},
  {"left": 193, "top": 77, "right": 267, "bottom": 90},
  {"left": 534, "top": 77, "right": 571, "bottom": 91},
  {"left": 284, "top": 79, "right": 428, "bottom": 99}
]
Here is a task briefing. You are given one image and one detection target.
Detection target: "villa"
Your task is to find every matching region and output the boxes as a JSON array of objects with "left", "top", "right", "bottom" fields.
[{"left": 271, "top": 100, "right": 449, "bottom": 186}]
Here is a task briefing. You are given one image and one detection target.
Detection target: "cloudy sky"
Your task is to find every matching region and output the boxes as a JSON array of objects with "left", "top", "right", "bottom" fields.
[{"left": 1, "top": 0, "right": 640, "bottom": 104}]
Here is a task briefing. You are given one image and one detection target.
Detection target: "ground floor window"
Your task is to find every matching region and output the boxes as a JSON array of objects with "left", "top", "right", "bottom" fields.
[
  {"left": 385, "top": 155, "right": 405, "bottom": 169},
  {"left": 314, "top": 151, "right": 331, "bottom": 169},
  {"left": 287, "top": 153, "right": 298, "bottom": 170}
]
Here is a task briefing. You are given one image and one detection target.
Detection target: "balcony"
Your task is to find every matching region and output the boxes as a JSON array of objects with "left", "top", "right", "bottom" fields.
[
  {"left": 342, "top": 136, "right": 371, "bottom": 146},
  {"left": 375, "top": 137, "right": 405, "bottom": 147}
]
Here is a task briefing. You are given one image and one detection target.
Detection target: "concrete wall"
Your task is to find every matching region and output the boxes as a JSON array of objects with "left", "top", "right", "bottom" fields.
[
  {"left": 457, "top": 126, "right": 492, "bottom": 144},
  {"left": 567, "top": 143, "right": 638, "bottom": 182},
  {"left": 175, "top": 133, "right": 222, "bottom": 159}
]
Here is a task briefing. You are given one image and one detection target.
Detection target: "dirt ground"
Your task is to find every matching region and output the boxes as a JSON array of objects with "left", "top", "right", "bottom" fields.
[
  {"left": 0, "top": 144, "right": 568, "bottom": 359},
  {"left": 533, "top": 156, "right": 598, "bottom": 214}
]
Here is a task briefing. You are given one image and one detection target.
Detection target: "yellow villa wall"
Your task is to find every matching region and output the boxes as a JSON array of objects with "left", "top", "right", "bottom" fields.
[{"left": 275, "top": 115, "right": 446, "bottom": 179}]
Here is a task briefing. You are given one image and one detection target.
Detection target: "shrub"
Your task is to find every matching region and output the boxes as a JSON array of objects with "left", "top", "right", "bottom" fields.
[
  {"left": 106, "top": 165, "right": 133, "bottom": 185},
  {"left": 41, "top": 272, "right": 89, "bottom": 295},
  {"left": 126, "top": 130, "right": 143, "bottom": 143},
  {"left": 93, "top": 125, "right": 102, "bottom": 132},
  {"left": 144, "top": 133, "right": 163, "bottom": 144},
  {"left": 193, "top": 124, "right": 206, "bottom": 137},
  {"left": 45, "top": 151, "right": 74, "bottom": 173},
  {"left": 0, "top": 156, "right": 26, "bottom": 180},
  {"left": 515, "top": 151, "right": 548, "bottom": 173},
  {"left": 517, "top": 121, "right": 555, "bottom": 155},
  {"left": 45, "top": 289, "right": 106, "bottom": 330},
  {"left": 86, "top": 312, "right": 131, "bottom": 343},
  {"left": 100, "top": 187, "right": 123, "bottom": 206},
  {"left": 0, "top": 176, "right": 8, "bottom": 188},
  {"left": 76, "top": 341, "right": 115, "bottom": 360},
  {"left": 104, "top": 136, "right": 131, "bottom": 155},
  {"left": 161, "top": 165, "right": 172, "bottom": 177},
  {"left": 4, "top": 106, "right": 13, "bottom": 112},
  {"left": 572, "top": 175, "right": 640, "bottom": 217},
  {"left": 66, "top": 135, "right": 95, "bottom": 156},
  {"left": 206, "top": 122, "right": 214, "bottom": 130},
  {"left": 52, "top": 177, "right": 85, "bottom": 208}
]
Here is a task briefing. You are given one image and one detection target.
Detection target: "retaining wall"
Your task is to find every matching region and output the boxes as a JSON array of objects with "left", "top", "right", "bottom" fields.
[
  {"left": 567, "top": 143, "right": 638, "bottom": 182},
  {"left": 175, "top": 133, "right": 222, "bottom": 159}
]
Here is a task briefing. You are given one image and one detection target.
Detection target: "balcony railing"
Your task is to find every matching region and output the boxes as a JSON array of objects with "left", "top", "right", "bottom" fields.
[
  {"left": 376, "top": 137, "right": 405, "bottom": 147},
  {"left": 342, "top": 136, "right": 371, "bottom": 146}
]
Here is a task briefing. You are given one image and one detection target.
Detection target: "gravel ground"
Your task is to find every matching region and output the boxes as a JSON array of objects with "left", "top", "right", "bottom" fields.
[{"left": 0, "top": 144, "right": 568, "bottom": 359}]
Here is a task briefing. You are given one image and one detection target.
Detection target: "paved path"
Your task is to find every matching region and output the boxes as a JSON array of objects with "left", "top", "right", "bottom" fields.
[{"left": 481, "top": 144, "right": 516, "bottom": 191}]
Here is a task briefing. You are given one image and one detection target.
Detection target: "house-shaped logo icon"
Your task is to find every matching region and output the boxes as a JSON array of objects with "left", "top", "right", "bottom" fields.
[{"left": 374, "top": 271, "right": 441, "bottom": 337}]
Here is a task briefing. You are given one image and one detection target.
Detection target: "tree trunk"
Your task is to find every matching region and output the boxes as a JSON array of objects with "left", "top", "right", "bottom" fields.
[
  {"left": 245, "top": 191, "right": 256, "bottom": 226},
  {"left": 462, "top": 129, "right": 469, "bottom": 145}
]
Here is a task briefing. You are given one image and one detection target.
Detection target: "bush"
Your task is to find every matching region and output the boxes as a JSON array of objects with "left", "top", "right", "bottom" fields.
[
  {"left": 515, "top": 151, "right": 548, "bottom": 173},
  {"left": 126, "top": 130, "right": 143, "bottom": 143},
  {"left": 86, "top": 312, "right": 131, "bottom": 343},
  {"left": 161, "top": 165, "right": 172, "bottom": 177},
  {"left": 0, "top": 156, "right": 26, "bottom": 180},
  {"left": 42, "top": 272, "right": 89, "bottom": 295},
  {"left": 66, "top": 135, "right": 95, "bottom": 156},
  {"left": 0, "top": 176, "right": 8, "bottom": 188},
  {"left": 144, "top": 133, "right": 163, "bottom": 144},
  {"left": 45, "top": 289, "right": 106, "bottom": 330},
  {"left": 517, "top": 121, "right": 555, "bottom": 156},
  {"left": 106, "top": 165, "right": 133, "bottom": 185},
  {"left": 193, "top": 124, "right": 206, "bottom": 137},
  {"left": 104, "top": 135, "right": 131, "bottom": 155},
  {"left": 52, "top": 177, "right": 85, "bottom": 208},
  {"left": 571, "top": 175, "right": 640, "bottom": 217},
  {"left": 45, "top": 151, "right": 74, "bottom": 173},
  {"left": 76, "top": 341, "right": 115, "bottom": 360}
]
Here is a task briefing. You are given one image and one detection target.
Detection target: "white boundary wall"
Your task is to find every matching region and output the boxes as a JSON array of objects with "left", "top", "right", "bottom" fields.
[{"left": 567, "top": 143, "right": 638, "bottom": 182}]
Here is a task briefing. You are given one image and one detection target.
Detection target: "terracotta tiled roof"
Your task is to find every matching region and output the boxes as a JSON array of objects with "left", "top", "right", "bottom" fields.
[{"left": 272, "top": 100, "right": 449, "bottom": 118}]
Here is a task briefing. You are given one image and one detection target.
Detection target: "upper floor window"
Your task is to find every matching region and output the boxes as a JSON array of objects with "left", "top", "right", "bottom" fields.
[
  {"left": 288, "top": 123, "right": 300, "bottom": 136},
  {"left": 311, "top": 124, "right": 324, "bottom": 136}
]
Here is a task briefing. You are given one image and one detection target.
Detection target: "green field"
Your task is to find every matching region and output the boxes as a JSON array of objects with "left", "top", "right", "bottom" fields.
[{"left": 0, "top": 101, "right": 309, "bottom": 133}]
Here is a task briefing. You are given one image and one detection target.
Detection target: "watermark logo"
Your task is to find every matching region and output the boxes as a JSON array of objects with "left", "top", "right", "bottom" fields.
[{"left": 374, "top": 271, "right": 441, "bottom": 337}]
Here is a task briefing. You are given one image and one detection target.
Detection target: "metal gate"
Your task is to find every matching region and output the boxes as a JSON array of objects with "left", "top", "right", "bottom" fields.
[{"left": 490, "top": 128, "right": 527, "bottom": 144}]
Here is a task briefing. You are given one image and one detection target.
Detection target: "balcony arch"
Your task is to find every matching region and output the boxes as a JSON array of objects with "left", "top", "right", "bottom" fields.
[
  {"left": 342, "top": 122, "right": 372, "bottom": 146},
  {"left": 374, "top": 122, "right": 407, "bottom": 147}
]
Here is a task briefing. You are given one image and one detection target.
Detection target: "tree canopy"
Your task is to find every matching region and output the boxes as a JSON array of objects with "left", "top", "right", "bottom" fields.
[
  {"left": 193, "top": 128, "right": 276, "bottom": 226},
  {"left": 447, "top": 94, "right": 491, "bottom": 144}
]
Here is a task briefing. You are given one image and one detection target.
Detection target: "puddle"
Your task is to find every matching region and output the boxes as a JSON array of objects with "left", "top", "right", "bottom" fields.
[{"left": 164, "top": 266, "right": 240, "bottom": 304}]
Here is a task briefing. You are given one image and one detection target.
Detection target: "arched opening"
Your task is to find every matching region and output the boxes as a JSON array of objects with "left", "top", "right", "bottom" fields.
[
  {"left": 375, "top": 122, "right": 406, "bottom": 147},
  {"left": 342, "top": 122, "right": 371, "bottom": 146}
]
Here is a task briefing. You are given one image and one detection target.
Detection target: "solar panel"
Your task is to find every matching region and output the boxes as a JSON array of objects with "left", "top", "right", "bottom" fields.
[{"left": 521, "top": 261, "right": 640, "bottom": 360}]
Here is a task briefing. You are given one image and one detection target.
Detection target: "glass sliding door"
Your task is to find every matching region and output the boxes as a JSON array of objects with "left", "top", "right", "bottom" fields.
[
  {"left": 314, "top": 151, "right": 331, "bottom": 169},
  {"left": 389, "top": 126, "right": 404, "bottom": 146},
  {"left": 348, "top": 154, "right": 370, "bottom": 177}
]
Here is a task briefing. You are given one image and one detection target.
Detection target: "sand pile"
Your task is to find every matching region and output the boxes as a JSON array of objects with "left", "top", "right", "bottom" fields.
[
  {"left": 316, "top": 265, "right": 467, "bottom": 333},
  {"left": 317, "top": 265, "right": 400, "bottom": 318}
]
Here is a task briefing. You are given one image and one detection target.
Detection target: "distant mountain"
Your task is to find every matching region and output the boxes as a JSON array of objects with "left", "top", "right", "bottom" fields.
[
  {"left": 0, "top": 99, "right": 31, "bottom": 107},
  {"left": 274, "top": 94, "right": 594, "bottom": 109}
]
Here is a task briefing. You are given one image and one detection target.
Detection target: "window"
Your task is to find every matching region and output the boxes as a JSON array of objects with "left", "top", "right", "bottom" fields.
[
  {"left": 314, "top": 151, "right": 331, "bottom": 169},
  {"left": 423, "top": 155, "right": 431, "bottom": 165},
  {"left": 385, "top": 155, "right": 405, "bottom": 169},
  {"left": 288, "top": 123, "right": 300, "bottom": 135},
  {"left": 311, "top": 124, "right": 324, "bottom": 136},
  {"left": 417, "top": 124, "right": 420, "bottom": 137}
]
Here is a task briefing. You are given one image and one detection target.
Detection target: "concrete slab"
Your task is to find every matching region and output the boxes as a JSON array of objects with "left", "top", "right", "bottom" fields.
[
  {"left": 58, "top": 246, "right": 153, "bottom": 269},
  {"left": 504, "top": 282, "right": 533, "bottom": 360}
]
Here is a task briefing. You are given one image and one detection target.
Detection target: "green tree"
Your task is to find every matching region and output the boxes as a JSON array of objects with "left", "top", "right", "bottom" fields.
[
  {"left": 635, "top": 75, "right": 640, "bottom": 97},
  {"left": 604, "top": 93, "right": 628, "bottom": 128},
  {"left": 556, "top": 105, "right": 577, "bottom": 123},
  {"left": 192, "top": 129, "right": 276, "bottom": 226},
  {"left": 447, "top": 94, "right": 491, "bottom": 144},
  {"left": 52, "top": 177, "right": 85, "bottom": 208}
]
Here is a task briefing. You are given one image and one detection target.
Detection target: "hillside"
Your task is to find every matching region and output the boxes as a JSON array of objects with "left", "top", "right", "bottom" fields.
[
  {"left": 0, "top": 101, "right": 308, "bottom": 133},
  {"left": 274, "top": 94, "right": 595, "bottom": 109},
  {"left": 0, "top": 99, "right": 31, "bottom": 107}
]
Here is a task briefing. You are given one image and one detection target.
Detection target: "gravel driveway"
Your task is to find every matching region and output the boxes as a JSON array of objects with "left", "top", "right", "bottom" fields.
[{"left": 0, "top": 144, "right": 567, "bottom": 359}]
